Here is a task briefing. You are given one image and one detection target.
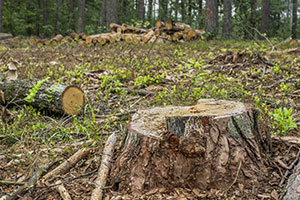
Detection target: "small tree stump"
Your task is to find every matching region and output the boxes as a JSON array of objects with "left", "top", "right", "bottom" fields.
[{"left": 110, "top": 99, "right": 268, "bottom": 194}]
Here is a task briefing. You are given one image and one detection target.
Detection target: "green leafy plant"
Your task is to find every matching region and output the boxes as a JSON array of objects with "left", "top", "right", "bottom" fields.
[
  {"left": 269, "top": 107, "right": 297, "bottom": 135},
  {"left": 25, "top": 77, "right": 49, "bottom": 103}
]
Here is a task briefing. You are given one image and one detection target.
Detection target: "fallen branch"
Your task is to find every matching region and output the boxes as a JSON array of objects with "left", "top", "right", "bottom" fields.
[
  {"left": 56, "top": 180, "right": 72, "bottom": 200},
  {"left": 91, "top": 133, "right": 117, "bottom": 200},
  {"left": 43, "top": 148, "right": 91, "bottom": 181}
]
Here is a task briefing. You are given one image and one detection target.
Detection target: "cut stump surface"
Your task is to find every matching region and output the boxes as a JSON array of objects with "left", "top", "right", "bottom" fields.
[{"left": 110, "top": 99, "right": 268, "bottom": 195}]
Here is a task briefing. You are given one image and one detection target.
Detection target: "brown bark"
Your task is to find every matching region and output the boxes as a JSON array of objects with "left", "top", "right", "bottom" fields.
[
  {"left": 205, "top": 0, "right": 218, "bottom": 36},
  {"left": 0, "top": 79, "right": 85, "bottom": 115},
  {"left": 109, "top": 99, "right": 268, "bottom": 195}
]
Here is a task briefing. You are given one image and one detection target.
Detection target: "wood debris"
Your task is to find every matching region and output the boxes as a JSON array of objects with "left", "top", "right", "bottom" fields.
[{"left": 29, "top": 21, "right": 204, "bottom": 46}]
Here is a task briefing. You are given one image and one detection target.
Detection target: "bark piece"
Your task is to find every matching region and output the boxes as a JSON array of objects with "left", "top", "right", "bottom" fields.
[
  {"left": 91, "top": 133, "right": 117, "bottom": 200},
  {"left": 0, "top": 79, "right": 85, "bottom": 115},
  {"left": 110, "top": 99, "right": 268, "bottom": 194}
]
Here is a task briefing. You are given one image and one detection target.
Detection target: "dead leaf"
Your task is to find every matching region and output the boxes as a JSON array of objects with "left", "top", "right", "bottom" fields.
[
  {"left": 6, "top": 62, "right": 18, "bottom": 81},
  {"left": 271, "top": 189, "right": 279, "bottom": 200},
  {"left": 238, "top": 183, "right": 244, "bottom": 192}
]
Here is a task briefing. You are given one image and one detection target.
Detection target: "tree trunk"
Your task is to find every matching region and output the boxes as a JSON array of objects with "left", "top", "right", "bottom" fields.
[
  {"left": 101, "top": 0, "right": 107, "bottom": 31},
  {"left": 42, "top": 0, "right": 48, "bottom": 37},
  {"left": 0, "top": 79, "right": 85, "bottom": 115},
  {"left": 110, "top": 99, "right": 269, "bottom": 195},
  {"left": 222, "top": 0, "right": 232, "bottom": 39},
  {"left": 292, "top": 0, "right": 298, "bottom": 39},
  {"left": 137, "top": 0, "right": 145, "bottom": 22},
  {"left": 77, "top": 0, "right": 85, "bottom": 33},
  {"left": 147, "top": 0, "right": 153, "bottom": 25},
  {"left": 181, "top": 0, "right": 185, "bottom": 22},
  {"left": 36, "top": 0, "right": 41, "bottom": 36},
  {"left": 0, "top": 0, "right": 4, "bottom": 32},
  {"left": 56, "top": 0, "right": 62, "bottom": 34},
  {"left": 205, "top": 0, "right": 218, "bottom": 36},
  {"left": 106, "top": 0, "right": 117, "bottom": 31},
  {"left": 250, "top": 0, "right": 257, "bottom": 36},
  {"left": 260, "top": 0, "right": 270, "bottom": 39},
  {"left": 198, "top": 0, "right": 203, "bottom": 28},
  {"left": 69, "top": 0, "right": 75, "bottom": 31},
  {"left": 188, "top": 0, "right": 192, "bottom": 25},
  {"left": 281, "top": 158, "right": 300, "bottom": 199},
  {"left": 159, "top": 0, "right": 168, "bottom": 21}
]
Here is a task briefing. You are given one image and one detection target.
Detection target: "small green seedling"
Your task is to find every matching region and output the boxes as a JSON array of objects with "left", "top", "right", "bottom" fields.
[{"left": 269, "top": 107, "right": 297, "bottom": 135}]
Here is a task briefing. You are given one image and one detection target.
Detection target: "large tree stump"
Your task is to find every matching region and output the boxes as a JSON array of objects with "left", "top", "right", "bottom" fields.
[
  {"left": 110, "top": 99, "right": 268, "bottom": 195},
  {"left": 0, "top": 79, "right": 84, "bottom": 115}
]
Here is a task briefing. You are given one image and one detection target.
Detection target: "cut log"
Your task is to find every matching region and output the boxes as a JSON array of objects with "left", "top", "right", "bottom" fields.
[
  {"left": 155, "top": 21, "right": 165, "bottom": 28},
  {"left": 85, "top": 34, "right": 102, "bottom": 45},
  {"left": 110, "top": 99, "right": 268, "bottom": 195},
  {"left": 50, "top": 34, "right": 64, "bottom": 45},
  {"left": 61, "top": 36, "right": 73, "bottom": 43},
  {"left": 110, "top": 23, "right": 122, "bottom": 33},
  {"left": 143, "top": 30, "right": 155, "bottom": 43},
  {"left": 70, "top": 32, "right": 80, "bottom": 40},
  {"left": 36, "top": 39, "right": 47, "bottom": 46},
  {"left": 0, "top": 33, "right": 13, "bottom": 40},
  {"left": 0, "top": 79, "right": 85, "bottom": 115},
  {"left": 79, "top": 33, "right": 88, "bottom": 40}
]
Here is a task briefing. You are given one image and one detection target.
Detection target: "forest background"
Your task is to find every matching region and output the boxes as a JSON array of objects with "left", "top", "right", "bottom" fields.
[{"left": 0, "top": 0, "right": 298, "bottom": 40}]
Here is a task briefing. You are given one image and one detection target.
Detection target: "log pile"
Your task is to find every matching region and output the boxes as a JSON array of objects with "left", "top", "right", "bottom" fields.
[{"left": 30, "top": 21, "right": 204, "bottom": 46}]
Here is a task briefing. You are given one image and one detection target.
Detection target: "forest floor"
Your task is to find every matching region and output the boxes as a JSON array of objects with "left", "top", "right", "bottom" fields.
[{"left": 0, "top": 38, "right": 300, "bottom": 199}]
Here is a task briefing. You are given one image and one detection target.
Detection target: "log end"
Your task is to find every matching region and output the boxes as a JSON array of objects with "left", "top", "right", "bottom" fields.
[{"left": 62, "top": 86, "right": 85, "bottom": 115}]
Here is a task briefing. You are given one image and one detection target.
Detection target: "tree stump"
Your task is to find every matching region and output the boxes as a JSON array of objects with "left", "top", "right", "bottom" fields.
[
  {"left": 0, "top": 79, "right": 85, "bottom": 115},
  {"left": 110, "top": 99, "right": 268, "bottom": 195}
]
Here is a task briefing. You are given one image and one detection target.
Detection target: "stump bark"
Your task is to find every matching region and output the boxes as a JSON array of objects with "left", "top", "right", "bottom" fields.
[
  {"left": 0, "top": 79, "right": 85, "bottom": 115},
  {"left": 110, "top": 99, "right": 268, "bottom": 195}
]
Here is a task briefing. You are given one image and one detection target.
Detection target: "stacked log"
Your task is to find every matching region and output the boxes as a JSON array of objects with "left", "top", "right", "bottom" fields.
[
  {"left": 155, "top": 21, "right": 204, "bottom": 42},
  {"left": 29, "top": 21, "right": 204, "bottom": 47}
]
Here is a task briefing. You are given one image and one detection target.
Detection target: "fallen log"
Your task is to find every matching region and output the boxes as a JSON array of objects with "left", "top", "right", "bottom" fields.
[
  {"left": 155, "top": 21, "right": 165, "bottom": 28},
  {"left": 109, "top": 99, "right": 269, "bottom": 195},
  {"left": 61, "top": 36, "right": 73, "bottom": 43},
  {"left": 0, "top": 33, "right": 13, "bottom": 40},
  {"left": 43, "top": 148, "right": 91, "bottom": 180},
  {"left": 50, "top": 34, "right": 63, "bottom": 45},
  {"left": 70, "top": 32, "right": 80, "bottom": 40},
  {"left": 0, "top": 79, "right": 85, "bottom": 115},
  {"left": 110, "top": 23, "right": 122, "bottom": 33},
  {"left": 91, "top": 133, "right": 117, "bottom": 200}
]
